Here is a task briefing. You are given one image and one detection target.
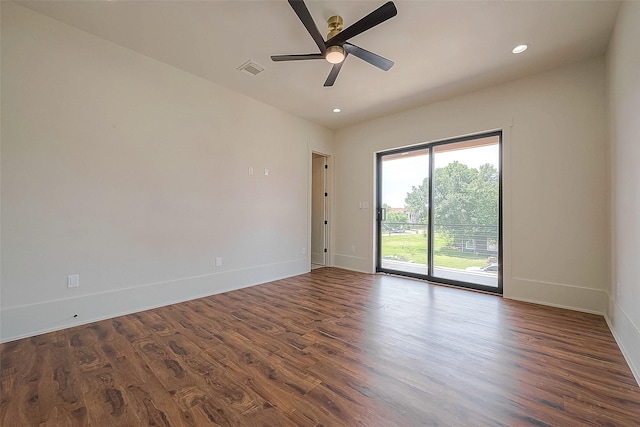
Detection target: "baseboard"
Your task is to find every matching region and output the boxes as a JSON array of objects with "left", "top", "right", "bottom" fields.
[
  {"left": 504, "top": 276, "right": 608, "bottom": 314},
  {"left": 506, "top": 296, "right": 606, "bottom": 316},
  {"left": 333, "top": 253, "right": 373, "bottom": 273},
  {"left": 0, "top": 259, "right": 308, "bottom": 343},
  {"left": 606, "top": 297, "right": 640, "bottom": 387}
]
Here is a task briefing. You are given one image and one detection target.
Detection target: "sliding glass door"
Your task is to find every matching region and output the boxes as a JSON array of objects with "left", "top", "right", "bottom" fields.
[
  {"left": 376, "top": 132, "right": 502, "bottom": 293},
  {"left": 378, "top": 148, "right": 430, "bottom": 275}
]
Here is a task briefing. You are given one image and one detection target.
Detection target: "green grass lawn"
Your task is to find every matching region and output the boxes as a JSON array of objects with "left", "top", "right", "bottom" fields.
[{"left": 381, "top": 232, "right": 487, "bottom": 269}]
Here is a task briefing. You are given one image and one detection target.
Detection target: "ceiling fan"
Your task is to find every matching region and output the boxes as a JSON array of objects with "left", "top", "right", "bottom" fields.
[{"left": 271, "top": 0, "right": 397, "bottom": 87}]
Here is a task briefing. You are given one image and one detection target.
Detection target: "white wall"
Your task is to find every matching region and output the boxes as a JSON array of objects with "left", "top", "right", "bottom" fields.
[
  {"left": 0, "top": 3, "right": 333, "bottom": 342},
  {"left": 334, "top": 57, "right": 610, "bottom": 315},
  {"left": 607, "top": 0, "right": 640, "bottom": 382},
  {"left": 3, "top": 3, "right": 634, "bottom": 380}
]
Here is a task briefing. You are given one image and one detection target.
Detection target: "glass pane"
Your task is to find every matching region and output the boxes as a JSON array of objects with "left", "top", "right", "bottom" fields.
[
  {"left": 432, "top": 136, "right": 500, "bottom": 287},
  {"left": 380, "top": 149, "right": 429, "bottom": 275}
]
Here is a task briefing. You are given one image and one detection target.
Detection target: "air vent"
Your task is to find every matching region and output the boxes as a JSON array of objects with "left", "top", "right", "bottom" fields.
[{"left": 237, "top": 60, "right": 265, "bottom": 76}]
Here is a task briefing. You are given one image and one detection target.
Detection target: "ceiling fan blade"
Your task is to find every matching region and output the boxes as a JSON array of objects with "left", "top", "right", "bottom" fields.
[
  {"left": 326, "top": 1, "right": 397, "bottom": 46},
  {"left": 288, "top": 0, "right": 326, "bottom": 54},
  {"left": 271, "top": 53, "right": 325, "bottom": 61},
  {"left": 323, "top": 55, "right": 347, "bottom": 87},
  {"left": 344, "top": 43, "right": 394, "bottom": 71}
]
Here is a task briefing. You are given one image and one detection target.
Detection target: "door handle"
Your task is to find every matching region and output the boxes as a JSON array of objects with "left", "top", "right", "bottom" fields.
[{"left": 378, "top": 207, "right": 387, "bottom": 221}]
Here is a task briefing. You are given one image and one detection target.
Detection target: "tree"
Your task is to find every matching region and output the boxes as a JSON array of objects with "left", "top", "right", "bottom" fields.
[
  {"left": 381, "top": 203, "right": 408, "bottom": 234},
  {"left": 432, "top": 162, "right": 478, "bottom": 225},
  {"left": 468, "top": 163, "right": 499, "bottom": 226},
  {"left": 386, "top": 211, "right": 409, "bottom": 224},
  {"left": 403, "top": 161, "right": 499, "bottom": 250},
  {"left": 404, "top": 177, "right": 429, "bottom": 223},
  {"left": 382, "top": 203, "right": 408, "bottom": 225}
]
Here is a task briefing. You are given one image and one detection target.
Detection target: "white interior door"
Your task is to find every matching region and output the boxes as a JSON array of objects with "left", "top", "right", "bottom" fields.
[{"left": 311, "top": 154, "right": 327, "bottom": 266}]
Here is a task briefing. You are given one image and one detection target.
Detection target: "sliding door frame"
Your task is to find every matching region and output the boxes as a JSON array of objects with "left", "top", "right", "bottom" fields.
[{"left": 376, "top": 130, "right": 503, "bottom": 295}]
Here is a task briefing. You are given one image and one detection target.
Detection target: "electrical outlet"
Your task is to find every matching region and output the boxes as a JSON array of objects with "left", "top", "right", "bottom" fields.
[
  {"left": 68, "top": 275, "right": 79, "bottom": 288},
  {"left": 215, "top": 257, "right": 223, "bottom": 267},
  {"left": 248, "top": 167, "right": 254, "bottom": 175},
  {"left": 264, "top": 168, "right": 269, "bottom": 176}
]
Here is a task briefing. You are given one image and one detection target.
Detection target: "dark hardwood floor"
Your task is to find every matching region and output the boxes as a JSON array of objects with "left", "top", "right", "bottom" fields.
[{"left": 1, "top": 267, "right": 639, "bottom": 426}]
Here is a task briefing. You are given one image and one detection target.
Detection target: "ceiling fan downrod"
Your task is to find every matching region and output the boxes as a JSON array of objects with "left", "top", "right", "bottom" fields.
[{"left": 327, "top": 15, "right": 343, "bottom": 39}]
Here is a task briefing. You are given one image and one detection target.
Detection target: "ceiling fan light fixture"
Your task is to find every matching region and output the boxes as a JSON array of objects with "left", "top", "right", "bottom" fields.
[{"left": 326, "top": 46, "right": 345, "bottom": 64}]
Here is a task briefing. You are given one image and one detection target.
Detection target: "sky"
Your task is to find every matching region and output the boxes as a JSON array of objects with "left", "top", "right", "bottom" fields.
[{"left": 382, "top": 144, "right": 499, "bottom": 208}]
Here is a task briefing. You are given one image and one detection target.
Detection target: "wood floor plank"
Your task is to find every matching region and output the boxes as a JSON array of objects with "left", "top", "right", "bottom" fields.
[{"left": 2, "top": 267, "right": 640, "bottom": 426}]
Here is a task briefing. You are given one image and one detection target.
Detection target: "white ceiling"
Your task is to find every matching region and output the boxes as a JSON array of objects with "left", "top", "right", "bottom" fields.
[{"left": 17, "top": 0, "right": 621, "bottom": 130}]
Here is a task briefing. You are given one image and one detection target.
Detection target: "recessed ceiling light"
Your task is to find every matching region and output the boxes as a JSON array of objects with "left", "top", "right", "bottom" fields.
[
  {"left": 332, "top": 108, "right": 341, "bottom": 113},
  {"left": 512, "top": 44, "right": 528, "bottom": 54}
]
